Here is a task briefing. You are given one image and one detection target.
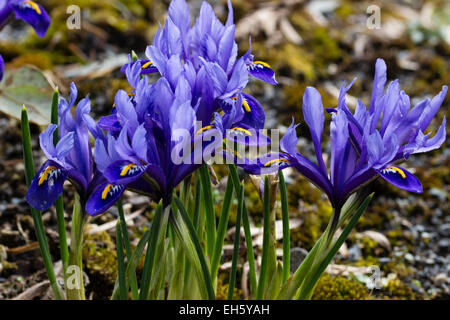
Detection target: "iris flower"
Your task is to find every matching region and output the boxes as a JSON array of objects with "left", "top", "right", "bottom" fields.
[
  {"left": 26, "top": 83, "right": 102, "bottom": 211},
  {"left": 121, "top": 0, "right": 275, "bottom": 130},
  {"left": 0, "top": 0, "right": 50, "bottom": 80},
  {"left": 258, "top": 59, "right": 447, "bottom": 211},
  {"left": 86, "top": 63, "right": 223, "bottom": 216},
  {"left": 85, "top": 0, "right": 275, "bottom": 216}
]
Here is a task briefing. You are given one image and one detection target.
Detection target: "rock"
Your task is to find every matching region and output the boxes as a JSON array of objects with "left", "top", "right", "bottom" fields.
[
  {"left": 434, "top": 273, "right": 447, "bottom": 286},
  {"left": 378, "top": 257, "right": 391, "bottom": 265},
  {"left": 405, "top": 253, "right": 415, "bottom": 264},
  {"left": 438, "top": 238, "right": 450, "bottom": 250},
  {"left": 290, "top": 247, "right": 309, "bottom": 272},
  {"left": 439, "top": 223, "right": 450, "bottom": 237},
  {"left": 429, "top": 188, "right": 448, "bottom": 201},
  {"left": 348, "top": 244, "right": 362, "bottom": 262}
]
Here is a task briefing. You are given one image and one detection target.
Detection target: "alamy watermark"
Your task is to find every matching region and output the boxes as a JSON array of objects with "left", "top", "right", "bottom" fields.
[{"left": 367, "top": 5, "right": 381, "bottom": 30}]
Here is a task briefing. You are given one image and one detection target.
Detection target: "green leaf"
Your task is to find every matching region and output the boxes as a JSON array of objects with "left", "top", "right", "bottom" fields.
[
  {"left": 1, "top": 66, "right": 55, "bottom": 126},
  {"left": 115, "top": 221, "right": 127, "bottom": 300},
  {"left": 173, "top": 198, "right": 215, "bottom": 300},
  {"left": 257, "top": 176, "right": 271, "bottom": 299}
]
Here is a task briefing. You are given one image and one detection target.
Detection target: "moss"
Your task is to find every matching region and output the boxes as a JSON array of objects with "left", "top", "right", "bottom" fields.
[
  {"left": 9, "top": 52, "right": 53, "bottom": 70},
  {"left": 312, "top": 273, "right": 371, "bottom": 300},
  {"left": 216, "top": 275, "right": 243, "bottom": 300},
  {"left": 82, "top": 230, "right": 118, "bottom": 285},
  {"left": 357, "top": 202, "right": 394, "bottom": 230},
  {"left": 382, "top": 279, "right": 417, "bottom": 300},
  {"left": 386, "top": 229, "right": 414, "bottom": 249}
]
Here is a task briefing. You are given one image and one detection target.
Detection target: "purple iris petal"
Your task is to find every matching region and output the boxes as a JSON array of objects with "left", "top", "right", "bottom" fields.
[
  {"left": 85, "top": 182, "right": 125, "bottom": 216},
  {"left": 26, "top": 160, "right": 68, "bottom": 211},
  {"left": 10, "top": 0, "right": 50, "bottom": 38},
  {"left": 104, "top": 160, "right": 148, "bottom": 187},
  {"left": 378, "top": 165, "right": 422, "bottom": 193},
  {"left": 302, "top": 87, "right": 327, "bottom": 175},
  {"left": 0, "top": 54, "right": 4, "bottom": 81},
  {"left": 248, "top": 61, "right": 278, "bottom": 85}
]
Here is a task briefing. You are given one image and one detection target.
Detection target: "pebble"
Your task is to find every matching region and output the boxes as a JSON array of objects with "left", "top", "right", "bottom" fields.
[
  {"left": 434, "top": 273, "right": 447, "bottom": 286},
  {"left": 405, "top": 253, "right": 415, "bottom": 263},
  {"left": 438, "top": 238, "right": 450, "bottom": 249},
  {"left": 378, "top": 257, "right": 391, "bottom": 265},
  {"left": 290, "top": 247, "right": 309, "bottom": 272},
  {"left": 348, "top": 244, "right": 362, "bottom": 262}
]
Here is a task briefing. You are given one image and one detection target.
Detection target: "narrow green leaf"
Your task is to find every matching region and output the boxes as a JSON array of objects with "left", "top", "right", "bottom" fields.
[
  {"left": 199, "top": 164, "right": 216, "bottom": 258},
  {"left": 256, "top": 176, "right": 271, "bottom": 299},
  {"left": 227, "top": 185, "right": 243, "bottom": 300},
  {"left": 228, "top": 164, "right": 257, "bottom": 296},
  {"left": 115, "top": 221, "right": 127, "bottom": 300},
  {"left": 173, "top": 197, "right": 215, "bottom": 300},
  {"left": 278, "top": 171, "right": 290, "bottom": 283},
  {"left": 117, "top": 199, "right": 139, "bottom": 299},
  {"left": 139, "top": 204, "right": 163, "bottom": 300},
  {"left": 211, "top": 176, "right": 234, "bottom": 282}
]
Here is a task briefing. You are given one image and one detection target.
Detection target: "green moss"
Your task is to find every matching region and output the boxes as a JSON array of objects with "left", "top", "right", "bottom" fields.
[
  {"left": 357, "top": 202, "right": 394, "bottom": 230},
  {"left": 215, "top": 277, "right": 243, "bottom": 300},
  {"left": 312, "top": 273, "right": 371, "bottom": 300},
  {"left": 82, "top": 230, "right": 118, "bottom": 285},
  {"left": 382, "top": 279, "right": 417, "bottom": 300}
]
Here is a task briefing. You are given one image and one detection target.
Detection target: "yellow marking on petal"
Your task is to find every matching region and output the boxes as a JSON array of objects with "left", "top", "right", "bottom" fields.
[
  {"left": 231, "top": 96, "right": 251, "bottom": 112},
  {"left": 38, "top": 166, "right": 56, "bottom": 186},
  {"left": 253, "top": 61, "right": 271, "bottom": 68},
  {"left": 120, "top": 163, "right": 136, "bottom": 177},
  {"left": 243, "top": 99, "right": 251, "bottom": 112},
  {"left": 230, "top": 127, "right": 252, "bottom": 136},
  {"left": 195, "top": 125, "right": 214, "bottom": 137},
  {"left": 385, "top": 166, "right": 406, "bottom": 179},
  {"left": 102, "top": 184, "right": 113, "bottom": 200},
  {"left": 128, "top": 92, "right": 135, "bottom": 97},
  {"left": 25, "top": 1, "right": 41, "bottom": 15},
  {"left": 141, "top": 61, "right": 153, "bottom": 69},
  {"left": 264, "top": 158, "right": 290, "bottom": 167}
]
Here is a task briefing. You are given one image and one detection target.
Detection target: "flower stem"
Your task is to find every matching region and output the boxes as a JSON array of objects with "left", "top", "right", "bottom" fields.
[{"left": 66, "top": 193, "right": 86, "bottom": 300}]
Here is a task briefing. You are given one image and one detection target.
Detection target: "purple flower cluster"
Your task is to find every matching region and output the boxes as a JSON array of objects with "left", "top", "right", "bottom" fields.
[
  {"left": 25, "top": 1, "right": 447, "bottom": 218},
  {"left": 26, "top": 0, "right": 277, "bottom": 215},
  {"left": 257, "top": 59, "right": 447, "bottom": 210}
]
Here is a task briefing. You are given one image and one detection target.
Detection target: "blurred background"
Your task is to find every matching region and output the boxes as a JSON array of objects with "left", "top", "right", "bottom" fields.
[{"left": 0, "top": 0, "right": 448, "bottom": 299}]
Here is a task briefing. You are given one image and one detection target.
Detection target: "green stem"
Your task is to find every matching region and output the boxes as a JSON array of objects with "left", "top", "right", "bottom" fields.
[
  {"left": 199, "top": 164, "right": 216, "bottom": 258},
  {"left": 228, "top": 164, "right": 257, "bottom": 296},
  {"left": 139, "top": 204, "right": 163, "bottom": 300},
  {"left": 66, "top": 193, "right": 86, "bottom": 300},
  {"left": 227, "top": 185, "right": 243, "bottom": 300},
  {"left": 21, "top": 106, "right": 64, "bottom": 300},
  {"left": 115, "top": 221, "right": 127, "bottom": 300},
  {"left": 256, "top": 176, "right": 271, "bottom": 299},
  {"left": 278, "top": 171, "right": 290, "bottom": 284},
  {"left": 173, "top": 198, "right": 215, "bottom": 300},
  {"left": 211, "top": 176, "right": 234, "bottom": 283},
  {"left": 117, "top": 199, "right": 139, "bottom": 300}
]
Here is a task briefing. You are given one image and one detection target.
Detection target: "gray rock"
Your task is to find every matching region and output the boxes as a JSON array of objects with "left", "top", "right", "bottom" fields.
[
  {"left": 290, "top": 247, "right": 309, "bottom": 272},
  {"left": 405, "top": 253, "right": 415, "bottom": 264},
  {"left": 434, "top": 273, "right": 447, "bottom": 286},
  {"left": 438, "top": 238, "right": 450, "bottom": 249},
  {"left": 348, "top": 244, "right": 362, "bottom": 262}
]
